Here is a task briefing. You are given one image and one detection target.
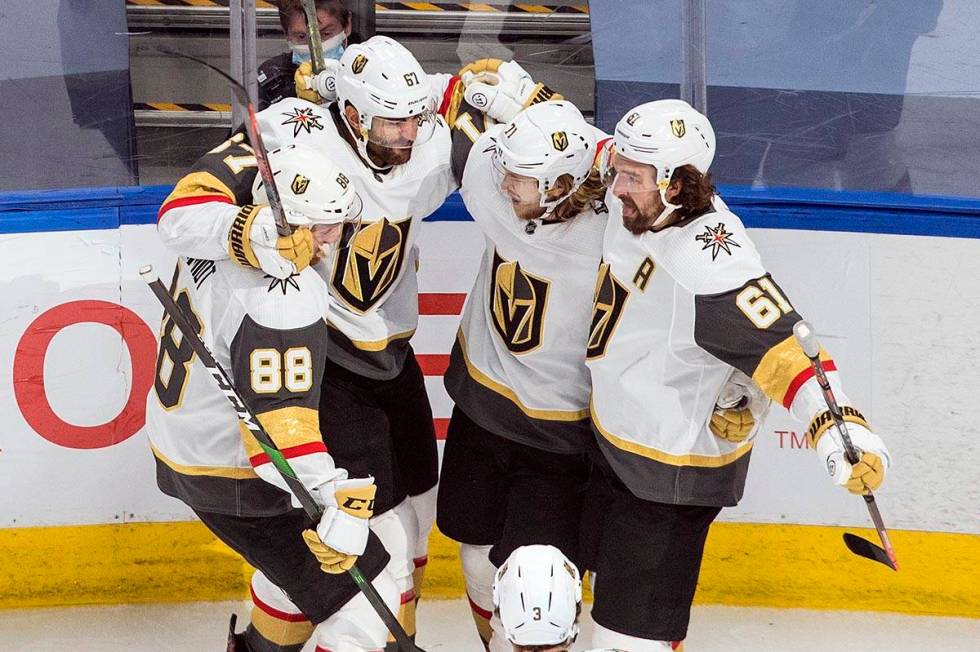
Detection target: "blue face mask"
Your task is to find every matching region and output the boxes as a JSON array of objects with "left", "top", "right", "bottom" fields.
[{"left": 290, "top": 32, "right": 346, "bottom": 65}]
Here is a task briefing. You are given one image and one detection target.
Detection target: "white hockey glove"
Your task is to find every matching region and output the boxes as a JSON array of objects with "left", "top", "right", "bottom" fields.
[
  {"left": 294, "top": 59, "right": 340, "bottom": 105},
  {"left": 459, "top": 58, "right": 562, "bottom": 123},
  {"left": 807, "top": 409, "right": 890, "bottom": 495},
  {"left": 710, "top": 372, "right": 770, "bottom": 443},
  {"left": 226, "top": 204, "right": 314, "bottom": 279},
  {"left": 303, "top": 477, "right": 376, "bottom": 574}
]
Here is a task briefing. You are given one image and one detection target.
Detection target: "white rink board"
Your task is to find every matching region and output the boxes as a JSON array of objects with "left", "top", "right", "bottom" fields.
[{"left": 0, "top": 221, "right": 976, "bottom": 534}]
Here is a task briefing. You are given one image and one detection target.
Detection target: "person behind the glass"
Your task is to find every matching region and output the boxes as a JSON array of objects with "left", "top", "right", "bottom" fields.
[{"left": 258, "top": 0, "right": 353, "bottom": 110}]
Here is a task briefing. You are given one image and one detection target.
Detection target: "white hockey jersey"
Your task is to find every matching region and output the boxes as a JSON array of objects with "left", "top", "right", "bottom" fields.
[
  {"left": 443, "top": 125, "right": 607, "bottom": 453},
  {"left": 586, "top": 195, "right": 859, "bottom": 506},
  {"left": 157, "top": 97, "right": 457, "bottom": 380},
  {"left": 145, "top": 257, "right": 345, "bottom": 516}
]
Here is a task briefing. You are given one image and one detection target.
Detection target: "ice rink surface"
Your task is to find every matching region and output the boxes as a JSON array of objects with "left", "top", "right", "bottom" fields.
[{"left": 0, "top": 599, "right": 976, "bottom": 651}]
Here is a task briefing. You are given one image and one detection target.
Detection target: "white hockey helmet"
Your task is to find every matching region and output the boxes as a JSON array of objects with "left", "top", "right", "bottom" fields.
[
  {"left": 492, "top": 545, "right": 583, "bottom": 647},
  {"left": 608, "top": 99, "right": 715, "bottom": 228},
  {"left": 252, "top": 143, "right": 362, "bottom": 228},
  {"left": 492, "top": 100, "right": 597, "bottom": 212},
  {"left": 335, "top": 36, "right": 438, "bottom": 154}
]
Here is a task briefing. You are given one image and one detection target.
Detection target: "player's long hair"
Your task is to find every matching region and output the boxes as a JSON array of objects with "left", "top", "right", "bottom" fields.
[
  {"left": 671, "top": 164, "right": 717, "bottom": 220},
  {"left": 551, "top": 169, "right": 607, "bottom": 222}
]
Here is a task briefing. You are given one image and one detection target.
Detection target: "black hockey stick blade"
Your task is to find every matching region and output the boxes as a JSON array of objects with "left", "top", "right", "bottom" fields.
[{"left": 843, "top": 532, "right": 898, "bottom": 571}]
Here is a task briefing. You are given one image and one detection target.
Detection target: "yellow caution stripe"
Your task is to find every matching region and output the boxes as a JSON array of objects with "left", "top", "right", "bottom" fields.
[
  {"left": 127, "top": 0, "right": 277, "bottom": 8},
  {"left": 135, "top": 102, "right": 231, "bottom": 113},
  {"left": 0, "top": 521, "right": 976, "bottom": 617},
  {"left": 374, "top": 2, "right": 589, "bottom": 12},
  {"left": 125, "top": 1, "right": 588, "bottom": 13}
]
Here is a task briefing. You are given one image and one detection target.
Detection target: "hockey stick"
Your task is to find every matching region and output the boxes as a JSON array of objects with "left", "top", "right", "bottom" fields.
[
  {"left": 155, "top": 47, "right": 291, "bottom": 238},
  {"left": 140, "top": 266, "right": 426, "bottom": 652},
  {"left": 792, "top": 321, "right": 899, "bottom": 571},
  {"left": 302, "top": 0, "right": 327, "bottom": 75}
]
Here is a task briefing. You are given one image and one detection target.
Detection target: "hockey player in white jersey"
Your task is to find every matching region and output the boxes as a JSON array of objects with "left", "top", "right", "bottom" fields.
[
  {"left": 156, "top": 35, "right": 561, "bottom": 647},
  {"left": 434, "top": 97, "right": 610, "bottom": 649},
  {"left": 146, "top": 146, "right": 405, "bottom": 651},
  {"left": 581, "top": 99, "right": 892, "bottom": 651},
  {"left": 493, "top": 546, "right": 624, "bottom": 652}
]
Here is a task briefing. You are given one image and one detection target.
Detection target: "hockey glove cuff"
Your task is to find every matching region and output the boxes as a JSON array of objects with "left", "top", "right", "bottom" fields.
[{"left": 227, "top": 205, "right": 300, "bottom": 279}]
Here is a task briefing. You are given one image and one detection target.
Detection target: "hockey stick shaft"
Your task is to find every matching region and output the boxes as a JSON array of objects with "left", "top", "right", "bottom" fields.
[
  {"left": 156, "top": 47, "right": 290, "bottom": 238},
  {"left": 302, "top": 0, "right": 327, "bottom": 74},
  {"left": 140, "top": 266, "right": 424, "bottom": 651},
  {"left": 793, "top": 321, "right": 899, "bottom": 570}
]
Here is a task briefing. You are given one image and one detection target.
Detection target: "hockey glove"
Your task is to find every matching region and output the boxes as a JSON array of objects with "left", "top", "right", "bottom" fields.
[
  {"left": 227, "top": 205, "right": 314, "bottom": 279},
  {"left": 710, "top": 372, "right": 770, "bottom": 443},
  {"left": 294, "top": 59, "right": 340, "bottom": 105},
  {"left": 807, "top": 409, "right": 890, "bottom": 495},
  {"left": 459, "top": 59, "right": 562, "bottom": 123},
  {"left": 303, "top": 477, "right": 377, "bottom": 574}
]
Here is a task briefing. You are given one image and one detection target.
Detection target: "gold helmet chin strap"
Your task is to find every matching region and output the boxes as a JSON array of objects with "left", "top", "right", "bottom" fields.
[{"left": 650, "top": 173, "right": 681, "bottom": 229}]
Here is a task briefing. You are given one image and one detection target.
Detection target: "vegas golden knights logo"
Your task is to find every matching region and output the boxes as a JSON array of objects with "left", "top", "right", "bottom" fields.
[
  {"left": 587, "top": 262, "right": 629, "bottom": 360},
  {"left": 352, "top": 54, "right": 368, "bottom": 74},
  {"left": 626, "top": 112, "right": 640, "bottom": 126},
  {"left": 490, "top": 250, "right": 550, "bottom": 354},
  {"left": 671, "top": 119, "right": 686, "bottom": 138},
  {"left": 291, "top": 174, "right": 310, "bottom": 195},
  {"left": 551, "top": 131, "right": 568, "bottom": 151},
  {"left": 331, "top": 217, "right": 412, "bottom": 313}
]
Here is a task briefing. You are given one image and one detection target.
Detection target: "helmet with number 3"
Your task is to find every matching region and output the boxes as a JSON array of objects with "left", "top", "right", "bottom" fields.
[{"left": 493, "top": 545, "right": 583, "bottom": 647}]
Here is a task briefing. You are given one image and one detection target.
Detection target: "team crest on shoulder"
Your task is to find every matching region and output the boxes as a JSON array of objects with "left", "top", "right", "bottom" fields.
[
  {"left": 695, "top": 222, "right": 741, "bottom": 260},
  {"left": 281, "top": 107, "right": 324, "bottom": 137},
  {"left": 267, "top": 273, "right": 302, "bottom": 295}
]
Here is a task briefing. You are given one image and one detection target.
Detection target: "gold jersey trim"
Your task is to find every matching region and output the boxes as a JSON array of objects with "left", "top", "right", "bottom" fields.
[
  {"left": 457, "top": 329, "right": 589, "bottom": 422},
  {"left": 150, "top": 444, "right": 258, "bottom": 480},
  {"left": 330, "top": 322, "right": 417, "bottom": 352},
  {"left": 590, "top": 398, "right": 754, "bottom": 468}
]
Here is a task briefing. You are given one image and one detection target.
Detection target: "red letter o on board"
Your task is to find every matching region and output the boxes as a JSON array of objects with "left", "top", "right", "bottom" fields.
[{"left": 13, "top": 300, "right": 157, "bottom": 450}]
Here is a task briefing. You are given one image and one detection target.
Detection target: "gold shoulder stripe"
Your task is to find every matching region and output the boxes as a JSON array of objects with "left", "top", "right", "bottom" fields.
[
  {"left": 162, "top": 171, "right": 236, "bottom": 207},
  {"left": 150, "top": 444, "right": 258, "bottom": 479},
  {"left": 457, "top": 329, "right": 589, "bottom": 422},
  {"left": 239, "top": 406, "right": 322, "bottom": 460},
  {"left": 591, "top": 400, "right": 753, "bottom": 468},
  {"left": 752, "top": 334, "right": 832, "bottom": 408}
]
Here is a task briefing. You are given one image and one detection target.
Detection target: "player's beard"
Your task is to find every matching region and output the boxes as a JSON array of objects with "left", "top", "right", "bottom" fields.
[
  {"left": 366, "top": 140, "right": 413, "bottom": 167},
  {"left": 620, "top": 194, "right": 669, "bottom": 235},
  {"left": 621, "top": 196, "right": 652, "bottom": 234}
]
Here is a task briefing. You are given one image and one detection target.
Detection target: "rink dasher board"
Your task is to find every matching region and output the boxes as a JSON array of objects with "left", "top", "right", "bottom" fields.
[{"left": 1, "top": 215, "right": 972, "bottom": 535}]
